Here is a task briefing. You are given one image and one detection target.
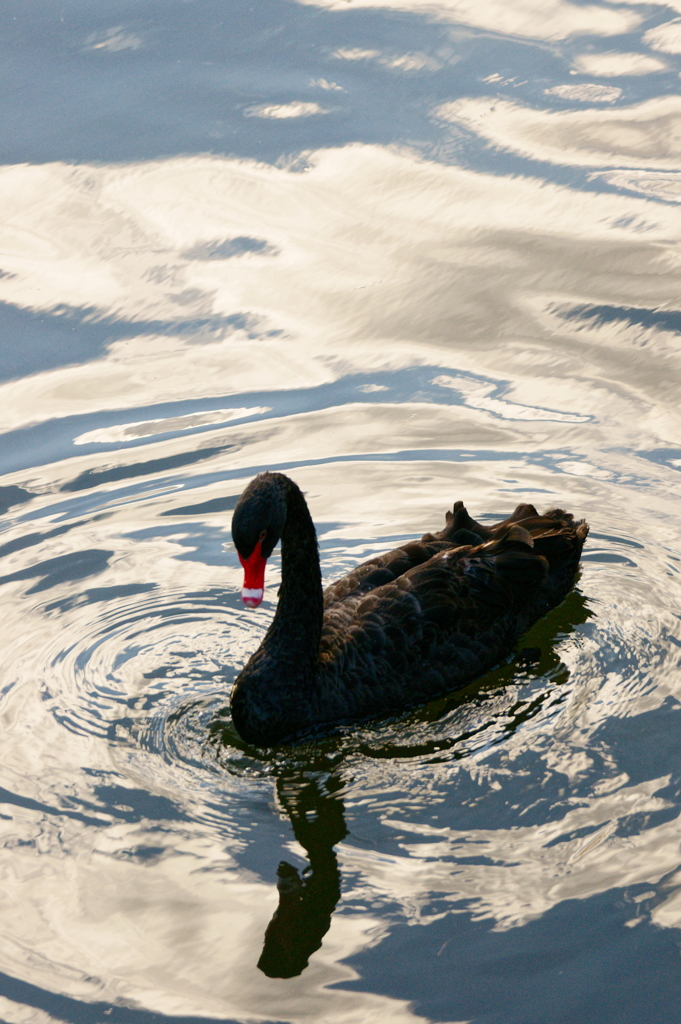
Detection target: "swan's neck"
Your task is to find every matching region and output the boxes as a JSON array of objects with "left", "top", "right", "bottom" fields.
[
  {"left": 231, "top": 477, "right": 323, "bottom": 746},
  {"left": 266, "top": 478, "right": 323, "bottom": 661}
]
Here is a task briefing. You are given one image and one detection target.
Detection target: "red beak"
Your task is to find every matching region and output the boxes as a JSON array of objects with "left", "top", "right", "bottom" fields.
[{"left": 238, "top": 539, "right": 267, "bottom": 608}]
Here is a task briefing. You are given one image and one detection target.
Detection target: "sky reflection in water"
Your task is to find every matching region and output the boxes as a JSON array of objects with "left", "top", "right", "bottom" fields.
[{"left": 1, "top": 0, "right": 681, "bottom": 1021}]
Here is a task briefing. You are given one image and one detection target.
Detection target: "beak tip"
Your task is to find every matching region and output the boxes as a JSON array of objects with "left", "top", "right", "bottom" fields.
[{"left": 242, "top": 588, "right": 264, "bottom": 608}]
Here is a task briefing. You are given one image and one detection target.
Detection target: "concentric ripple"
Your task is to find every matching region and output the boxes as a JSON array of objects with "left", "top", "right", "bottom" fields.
[{"left": 0, "top": 447, "right": 680, "bottom": 1021}]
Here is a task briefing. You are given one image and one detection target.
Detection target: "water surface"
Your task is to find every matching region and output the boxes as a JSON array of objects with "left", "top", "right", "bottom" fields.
[{"left": 1, "top": 1, "right": 681, "bottom": 1021}]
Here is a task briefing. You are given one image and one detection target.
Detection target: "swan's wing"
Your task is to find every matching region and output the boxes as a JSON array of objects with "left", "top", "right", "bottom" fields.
[
  {"left": 319, "top": 517, "right": 586, "bottom": 666},
  {"left": 317, "top": 530, "right": 543, "bottom": 709},
  {"left": 322, "top": 502, "right": 587, "bottom": 614},
  {"left": 389, "top": 525, "right": 551, "bottom": 633},
  {"left": 323, "top": 538, "right": 455, "bottom": 608},
  {"left": 313, "top": 510, "right": 587, "bottom": 729},
  {"left": 323, "top": 501, "right": 493, "bottom": 608}
]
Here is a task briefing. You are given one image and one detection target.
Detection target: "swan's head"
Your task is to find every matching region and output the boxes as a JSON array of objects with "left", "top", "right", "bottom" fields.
[{"left": 231, "top": 473, "right": 287, "bottom": 608}]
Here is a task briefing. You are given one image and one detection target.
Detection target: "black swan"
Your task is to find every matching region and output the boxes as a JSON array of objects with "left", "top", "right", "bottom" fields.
[{"left": 229, "top": 472, "right": 588, "bottom": 746}]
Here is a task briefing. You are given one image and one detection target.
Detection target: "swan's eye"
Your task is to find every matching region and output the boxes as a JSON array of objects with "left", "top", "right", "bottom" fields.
[{"left": 259, "top": 529, "right": 267, "bottom": 542}]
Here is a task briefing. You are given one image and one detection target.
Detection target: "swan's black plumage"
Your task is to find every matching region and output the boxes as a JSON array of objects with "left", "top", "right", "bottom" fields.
[{"left": 229, "top": 472, "right": 588, "bottom": 746}]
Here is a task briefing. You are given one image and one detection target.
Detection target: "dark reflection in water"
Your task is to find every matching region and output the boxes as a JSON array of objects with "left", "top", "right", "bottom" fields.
[{"left": 258, "top": 771, "right": 347, "bottom": 978}]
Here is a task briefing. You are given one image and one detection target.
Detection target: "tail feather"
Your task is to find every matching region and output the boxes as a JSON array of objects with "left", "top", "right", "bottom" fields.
[{"left": 435, "top": 501, "right": 491, "bottom": 543}]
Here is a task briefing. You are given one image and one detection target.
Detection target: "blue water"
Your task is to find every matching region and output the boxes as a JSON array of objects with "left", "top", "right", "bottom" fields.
[{"left": 1, "top": 1, "right": 681, "bottom": 1021}]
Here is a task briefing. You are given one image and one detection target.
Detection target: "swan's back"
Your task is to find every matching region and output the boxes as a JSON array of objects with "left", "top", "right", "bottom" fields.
[{"left": 313, "top": 502, "right": 588, "bottom": 725}]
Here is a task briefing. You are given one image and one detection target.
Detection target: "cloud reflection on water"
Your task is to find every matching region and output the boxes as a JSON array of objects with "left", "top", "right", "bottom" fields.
[
  {"left": 571, "top": 51, "right": 668, "bottom": 76},
  {"left": 296, "top": 0, "right": 640, "bottom": 41},
  {"left": 0, "top": 142, "right": 680, "bottom": 462},
  {"left": 436, "top": 94, "right": 681, "bottom": 169}
]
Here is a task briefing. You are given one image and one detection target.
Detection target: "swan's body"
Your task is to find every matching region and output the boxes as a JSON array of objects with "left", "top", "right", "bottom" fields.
[{"left": 229, "top": 472, "right": 588, "bottom": 746}]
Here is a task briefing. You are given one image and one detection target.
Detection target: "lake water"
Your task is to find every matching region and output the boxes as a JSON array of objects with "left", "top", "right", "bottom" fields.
[{"left": 2, "top": 1, "right": 681, "bottom": 1021}]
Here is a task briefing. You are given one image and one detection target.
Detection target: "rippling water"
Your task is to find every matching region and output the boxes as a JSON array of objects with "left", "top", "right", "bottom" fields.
[{"left": 2, "top": 1, "right": 681, "bottom": 1021}]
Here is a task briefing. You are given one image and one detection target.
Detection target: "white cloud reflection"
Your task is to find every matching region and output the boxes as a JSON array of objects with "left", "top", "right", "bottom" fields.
[
  {"left": 73, "top": 407, "right": 271, "bottom": 445},
  {"left": 333, "top": 47, "right": 440, "bottom": 71},
  {"left": 300, "top": 0, "right": 640, "bottom": 41},
  {"left": 435, "top": 94, "right": 681, "bottom": 169},
  {"left": 590, "top": 168, "right": 681, "bottom": 201},
  {"left": 333, "top": 47, "right": 381, "bottom": 60},
  {"left": 432, "top": 374, "right": 590, "bottom": 422},
  {"left": 0, "top": 142, "right": 680, "bottom": 459},
  {"left": 310, "top": 77, "right": 345, "bottom": 90},
  {"left": 545, "top": 83, "right": 622, "bottom": 103},
  {"left": 83, "top": 26, "right": 142, "bottom": 51},
  {"left": 244, "top": 101, "right": 329, "bottom": 118},
  {"left": 572, "top": 51, "right": 667, "bottom": 76},
  {"left": 643, "top": 17, "right": 681, "bottom": 54}
]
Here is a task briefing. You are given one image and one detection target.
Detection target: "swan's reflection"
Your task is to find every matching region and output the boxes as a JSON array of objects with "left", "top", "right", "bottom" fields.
[
  {"left": 258, "top": 771, "right": 347, "bottom": 978},
  {"left": 253, "top": 585, "right": 592, "bottom": 977}
]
